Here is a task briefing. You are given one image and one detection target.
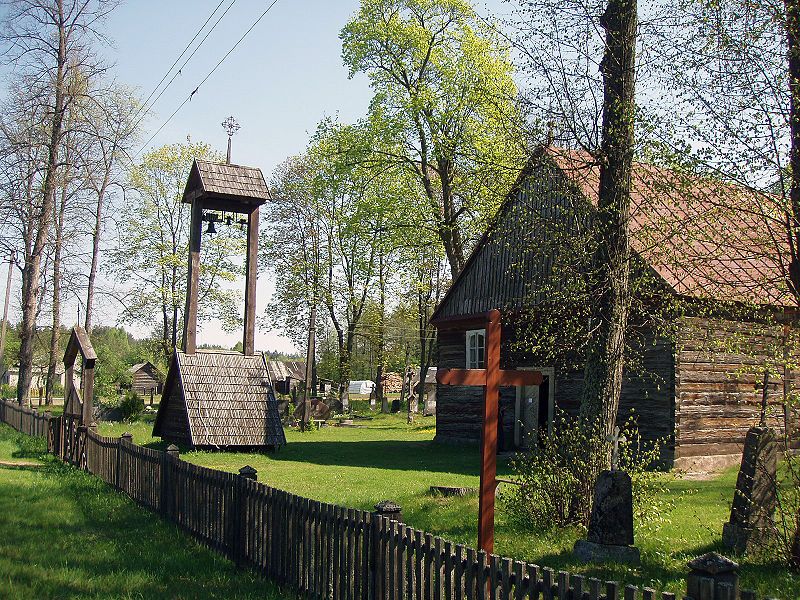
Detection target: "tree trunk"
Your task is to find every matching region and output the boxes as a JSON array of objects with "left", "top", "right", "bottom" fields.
[
  {"left": 45, "top": 170, "right": 70, "bottom": 405},
  {"left": 578, "top": 0, "right": 638, "bottom": 452},
  {"left": 17, "top": 8, "right": 67, "bottom": 405},
  {"left": 784, "top": 0, "right": 800, "bottom": 570},
  {"left": 376, "top": 251, "right": 388, "bottom": 413},
  {"left": 85, "top": 172, "right": 110, "bottom": 333}
]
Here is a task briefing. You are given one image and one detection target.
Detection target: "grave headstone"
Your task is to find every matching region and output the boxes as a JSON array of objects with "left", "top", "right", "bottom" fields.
[
  {"left": 574, "top": 432, "right": 640, "bottom": 565},
  {"left": 722, "top": 426, "right": 778, "bottom": 553},
  {"left": 423, "top": 389, "right": 436, "bottom": 416}
]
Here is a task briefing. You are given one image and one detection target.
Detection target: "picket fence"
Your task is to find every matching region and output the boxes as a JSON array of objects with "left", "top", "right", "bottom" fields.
[{"left": 0, "top": 398, "right": 779, "bottom": 600}]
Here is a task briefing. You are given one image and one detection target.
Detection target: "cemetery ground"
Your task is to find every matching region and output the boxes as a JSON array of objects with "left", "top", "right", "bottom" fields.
[
  {"left": 0, "top": 424, "right": 291, "bottom": 599},
  {"left": 94, "top": 410, "right": 799, "bottom": 599}
]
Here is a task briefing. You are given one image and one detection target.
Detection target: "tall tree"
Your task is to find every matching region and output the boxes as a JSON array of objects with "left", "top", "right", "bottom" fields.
[
  {"left": 341, "top": 0, "right": 525, "bottom": 278},
  {"left": 578, "top": 0, "right": 638, "bottom": 439},
  {"left": 1, "top": 0, "right": 116, "bottom": 405},
  {"left": 82, "top": 87, "right": 140, "bottom": 333}
]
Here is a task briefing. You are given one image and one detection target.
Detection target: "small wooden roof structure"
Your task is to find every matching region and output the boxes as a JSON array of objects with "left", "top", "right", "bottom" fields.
[
  {"left": 153, "top": 350, "right": 286, "bottom": 448},
  {"left": 127, "top": 361, "right": 160, "bottom": 375},
  {"left": 183, "top": 159, "right": 271, "bottom": 208},
  {"left": 62, "top": 326, "right": 97, "bottom": 423}
]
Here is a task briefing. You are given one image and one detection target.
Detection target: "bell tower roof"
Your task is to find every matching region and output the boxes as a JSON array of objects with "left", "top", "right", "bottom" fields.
[{"left": 182, "top": 159, "right": 271, "bottom": 209}]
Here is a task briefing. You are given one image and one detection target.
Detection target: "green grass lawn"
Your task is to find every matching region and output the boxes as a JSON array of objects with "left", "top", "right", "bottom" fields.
[
  {"left": 97, "top": 412, "right": 800, "bottom": 598},
  {"left": 0, "top": 424, "right": 293, "bottom": 599}
]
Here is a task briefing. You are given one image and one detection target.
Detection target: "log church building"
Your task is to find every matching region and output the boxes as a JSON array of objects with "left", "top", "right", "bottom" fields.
[{"left": 431, "top": 147, "right": 800, "bottom": 469}]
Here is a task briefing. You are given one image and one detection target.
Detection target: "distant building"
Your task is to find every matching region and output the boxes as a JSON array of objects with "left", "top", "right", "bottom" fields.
[
  {"left": 265, "top": 360, "right": 306, "bottom": 395},
  {"left": 2, "top": 363, "right": 65, "bottom": 389},
  {"left": 127, "top": 362, "right": 163, "bottom": 395},
  {"left": 348, "top": 380, "right": 375, "bottom": 396}
]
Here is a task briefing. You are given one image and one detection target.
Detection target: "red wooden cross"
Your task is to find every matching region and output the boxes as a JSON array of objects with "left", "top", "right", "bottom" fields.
[{"left": 436, "top": 309, "right": 542, "bottom": 554}]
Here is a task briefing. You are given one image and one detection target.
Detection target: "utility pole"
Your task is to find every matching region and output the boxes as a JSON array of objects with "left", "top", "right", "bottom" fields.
[
  {"left": 221, "top": 116, "right": 240, "bottom": 165},
  {"left": 0, "top": 250, "right": 16, "bottom": 377}
]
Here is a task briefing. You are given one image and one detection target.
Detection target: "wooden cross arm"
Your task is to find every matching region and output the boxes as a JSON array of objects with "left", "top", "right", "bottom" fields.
[{"left": 436, "top": 368, "right": 543, "bottom": 387}]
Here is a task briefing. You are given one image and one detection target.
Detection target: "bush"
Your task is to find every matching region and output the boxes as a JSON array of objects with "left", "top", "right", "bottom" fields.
[
  {"left": 504, "top": 409, "right": 673, "bottom": 533},
  {"left": 118, "top": 389, "right": 145, "bottom": 421}
]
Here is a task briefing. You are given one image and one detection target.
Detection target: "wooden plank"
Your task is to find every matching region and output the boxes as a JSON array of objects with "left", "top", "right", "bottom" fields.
[
  {"left": 444, "top": 541, "right": 454, "bottom": 600},
  {"left": 465, "top": 547, "right": 477, "bottom": 600},
  {"left": 389, "top": 520, "right": 397, "bottom": 600},
  {"left": 476, "top": 551, "right": 487, "bottom": 600},
  {"left": 542, "top": 568, "right": 553, "bottom": 600},
  {"left": 455, "top": 545, "right": 465, "bottom": 600},
  {"left": 434, "top": 537, "right": 443, "bottom": 600}
]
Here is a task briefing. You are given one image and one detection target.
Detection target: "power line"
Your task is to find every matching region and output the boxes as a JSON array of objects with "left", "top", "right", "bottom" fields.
[
  {"left": 132, "top": 0, "right": 228, "bottom": 126},
  {"left": 138, "top": 0, "right": 239, "bottom": 123},
  {"left": 135, "top": 0, "right": 281, "bottom": 158}
]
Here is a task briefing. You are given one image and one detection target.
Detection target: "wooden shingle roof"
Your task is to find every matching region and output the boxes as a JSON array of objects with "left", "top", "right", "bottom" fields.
[
  {"left": 432, "top": 147, "right": 790, "bottom": 321},
  {"left": 154, "top": 350, "right": 286, "bottom": 448},
  {"left": 183, "top": 159, "right": 271, "bottom": 203}
]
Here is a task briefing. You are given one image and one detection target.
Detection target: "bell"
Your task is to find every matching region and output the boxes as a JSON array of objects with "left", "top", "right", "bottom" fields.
[{"left": 205, "top": 219, "right": 217, "bottom": 235}]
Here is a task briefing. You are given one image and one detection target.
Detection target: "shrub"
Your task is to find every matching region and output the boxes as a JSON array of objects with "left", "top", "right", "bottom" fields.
[
  {"left": 119, "top": 389, "right": 145, "bottom": 421},
  {"left": 504, "top": 409, "right": 673, "bottom": 533}
]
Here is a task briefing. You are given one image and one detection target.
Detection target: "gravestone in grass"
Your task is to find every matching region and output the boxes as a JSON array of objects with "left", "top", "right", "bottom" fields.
[
  {"left": 722, "top": 425, "right": 778, "bottom": 553},
  {"left": 573, "top": 427, "right": 640, "bottom": 564}
]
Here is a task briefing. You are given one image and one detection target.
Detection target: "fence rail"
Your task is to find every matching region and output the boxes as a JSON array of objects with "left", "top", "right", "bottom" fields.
[{"left": 0, "top": 398, "right": 778, "bottom": 600}]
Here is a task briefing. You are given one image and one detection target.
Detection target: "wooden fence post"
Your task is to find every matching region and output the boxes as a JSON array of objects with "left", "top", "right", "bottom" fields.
[
  {"left": 159, "top": 444, "right": 179, "bottom": 520},
  {"left": 116, "top": 432, "right": 132, "bottom": 491},
  {"left": 234, "top": 465, "right": 257, "bottom": 568},
  {"left": 370, "top": 513, "right": 382, "bottom": 600}
]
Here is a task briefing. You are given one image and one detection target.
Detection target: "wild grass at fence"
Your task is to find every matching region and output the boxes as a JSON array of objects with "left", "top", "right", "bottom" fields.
[
  {"left": 0, "top": 423, "right": 292, "bottom": 600},
  {"left": 98, "top": 412, "right": 800, "bottom": 598}
]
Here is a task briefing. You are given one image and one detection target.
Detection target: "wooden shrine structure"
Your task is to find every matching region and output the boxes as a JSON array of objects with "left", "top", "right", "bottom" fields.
[
  {"left": 63, "top": 325, "right": 97, "bottom": 424},
  {"left": 435, "top": 309, "right": 541, "bottom": 553},
  {"left": 153, "top": 160, "right": 286, "bottom": 449}
]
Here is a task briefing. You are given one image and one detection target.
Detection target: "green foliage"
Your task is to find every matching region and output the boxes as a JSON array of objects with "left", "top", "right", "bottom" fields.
[
  {"left": 119, "top": 389, "right": 145, "bottom": 421},
  {"left": 505, "top": 410, "right": 673, "bottom": 533},
  {"left": 341, "top": 0, "right": 525, "bottom": 274}
]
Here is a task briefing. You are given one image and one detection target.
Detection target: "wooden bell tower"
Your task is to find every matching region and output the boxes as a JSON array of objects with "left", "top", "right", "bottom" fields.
[{"left": 181, "top": 159, "right": 270, "bottom": 355}]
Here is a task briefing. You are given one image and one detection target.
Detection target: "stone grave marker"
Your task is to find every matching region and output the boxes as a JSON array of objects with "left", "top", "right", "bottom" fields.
[
  {"left": 574, "top": 427, "right": 640, "bottom": 564},
  {"left": 722, "top": 425, "right": 778, "bottom": 553}
]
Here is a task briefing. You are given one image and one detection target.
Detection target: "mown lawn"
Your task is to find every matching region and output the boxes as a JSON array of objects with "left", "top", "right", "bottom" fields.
[
  {"left": 97, "top": 412, "right": 800, "bottom": 599},
  {"left": 0, "top": 424, "right": 293, "bottom": 599}
]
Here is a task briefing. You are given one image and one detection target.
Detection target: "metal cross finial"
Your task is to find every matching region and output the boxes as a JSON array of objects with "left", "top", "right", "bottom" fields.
[
  {"left": 221, "top": 116, "right": 240, "bottom": 164},
  {"left": 606, "top": 425, "right": 627, "bottom": 471}
]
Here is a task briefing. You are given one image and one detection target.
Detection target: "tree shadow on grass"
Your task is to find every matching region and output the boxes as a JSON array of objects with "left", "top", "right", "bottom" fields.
[
  {"left": 267, "top": 439, "right": 493, "bottom": 476},
  {"left": 0, "top": 459, "right": 294, "bottom": 599}
]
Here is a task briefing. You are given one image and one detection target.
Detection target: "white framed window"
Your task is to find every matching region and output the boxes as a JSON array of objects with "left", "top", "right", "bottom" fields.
[{"left": 465, "top": 329, "right": 486, "bottom": 369}]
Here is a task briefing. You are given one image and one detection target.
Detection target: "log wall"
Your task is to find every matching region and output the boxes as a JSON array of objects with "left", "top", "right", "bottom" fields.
[{"left": 674, "top": 316, "right": 800, "bottom": 459}]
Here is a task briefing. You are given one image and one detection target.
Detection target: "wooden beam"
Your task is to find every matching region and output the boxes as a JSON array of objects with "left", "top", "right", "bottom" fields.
[
  {"left": 478, "top": 308, "right": 501, "bottom": 554},
  {"left": 436, "top": 368, "right": 487, "bottom": 386},
  {"left": 437, "top": 368, "right": 543, "bottom": 387},
  {"left": 243, "top": 206, "right": 259, "bottom": 355},
  {"left": 182, "top": 200, "right": 203, "bottom": 354}
]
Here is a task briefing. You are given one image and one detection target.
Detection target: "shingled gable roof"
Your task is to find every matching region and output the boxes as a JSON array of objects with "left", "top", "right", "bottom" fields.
[
  {"left": 153, "top": 350, "right": 286, "bottom": 448},
  {"left": 432, "top": 147, "right": 789, "bottom": 322},
  {"left": 182, "top": 159, "right": 271, "bottom": 203}
]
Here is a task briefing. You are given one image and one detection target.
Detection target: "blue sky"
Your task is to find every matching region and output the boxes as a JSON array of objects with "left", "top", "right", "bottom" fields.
[{"left": 6, "top": 0, "right": 512, "bottom": 353}]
